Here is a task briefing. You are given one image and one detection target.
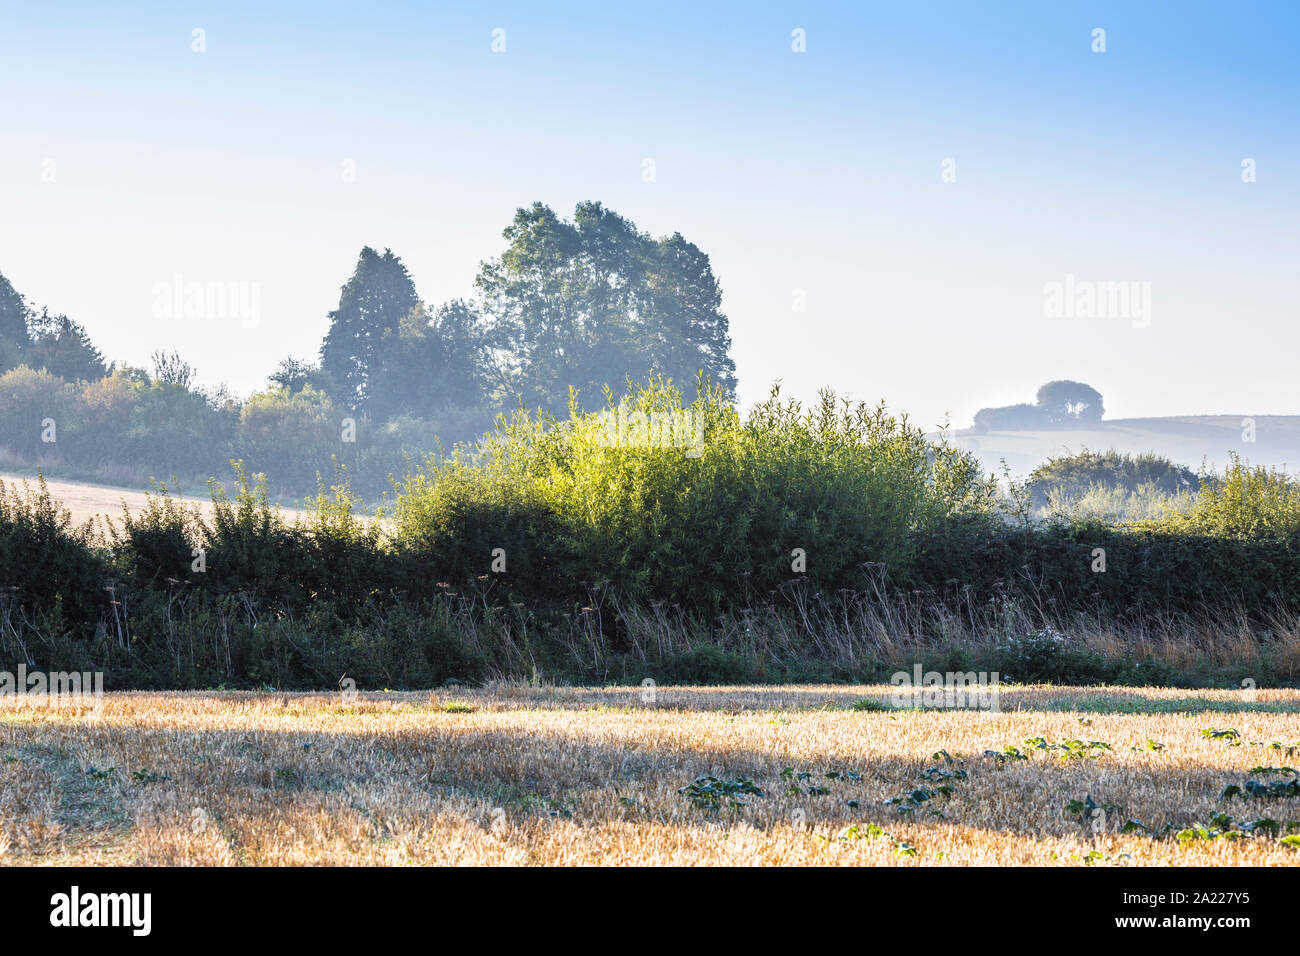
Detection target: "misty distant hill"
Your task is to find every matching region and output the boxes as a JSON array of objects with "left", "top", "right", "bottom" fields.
[{"left": 940, "top": 416, "right": 1300, "bottom": 478}]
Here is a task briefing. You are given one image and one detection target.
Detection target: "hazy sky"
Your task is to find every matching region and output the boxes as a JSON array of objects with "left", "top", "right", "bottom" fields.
[{"left": 1, "top": 1, "right": 1296, "bottom": 429}]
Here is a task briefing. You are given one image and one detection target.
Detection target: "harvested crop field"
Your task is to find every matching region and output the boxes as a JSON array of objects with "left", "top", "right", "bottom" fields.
[
  {"left": 0, "top": 471, "right": 316, "bottom": 528},
  {"left": 1, "top": 685, "right": 1297, "bottom": 866}
]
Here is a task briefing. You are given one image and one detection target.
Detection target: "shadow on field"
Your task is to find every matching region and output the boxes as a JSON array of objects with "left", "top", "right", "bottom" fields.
[{"left": 6, "top": 687, "right": 1293, "bottom": 861}]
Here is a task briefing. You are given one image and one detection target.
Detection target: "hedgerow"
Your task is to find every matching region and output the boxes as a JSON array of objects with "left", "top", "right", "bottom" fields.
[{"left": 3, "top": 382, "right": 1300, "bottom": 688}]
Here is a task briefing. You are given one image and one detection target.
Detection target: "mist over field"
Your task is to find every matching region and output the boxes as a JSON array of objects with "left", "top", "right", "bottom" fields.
[{"left": 947, "top": 414, "right": 1300, "bottom": 480}]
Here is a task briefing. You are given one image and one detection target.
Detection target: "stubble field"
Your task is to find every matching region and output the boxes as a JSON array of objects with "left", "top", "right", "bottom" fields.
[{"left": 1, "top": 685, "right": 1297, "bottom": 866}]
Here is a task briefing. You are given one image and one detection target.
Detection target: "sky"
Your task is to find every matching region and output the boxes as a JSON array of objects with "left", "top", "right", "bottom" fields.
[{"left": 1, "top": 0, "right": 1297, "bottom": 430}]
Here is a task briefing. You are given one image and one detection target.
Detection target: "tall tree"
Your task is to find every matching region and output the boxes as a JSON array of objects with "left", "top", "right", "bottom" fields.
[
  {"left": 476, "top": 203, "right": 588, "bottom": 409},
  {"left": 0, "top": 271, "right": 33, "bottom": 369},
  {"left": 26, "top": 308, "right": 108, "bottom": 382},
  {"left": 319, "top": 247, "right": 419, "bottom": 412},
  {"left": 641, "top": 233, "right": 735, "bottom": 395},
  {"left": 476, "top": 201, "right": 737, "bottom": 412}
]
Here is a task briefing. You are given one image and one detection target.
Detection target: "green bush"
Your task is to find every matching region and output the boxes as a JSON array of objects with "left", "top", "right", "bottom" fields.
[
  {"left": 0, "top": 366, "right": 76, "bottom": 460},
  {"left": 391, "top": 377, "right": 996, "bottom": 611},
  {"left": 108, "top": 483, "right": 199, "bottom": 586},
  {"left": 238, "top": 385, "right": 344, "bottom": 494},
  {"left": 117, "top": 373, "right": 237, "bottom": 478},
  {"left": 0, "top": 475, "right": 104, "bottom": 626},
  {"left": 1029, "top": 448, "right": 1199, "bottom": 511},
  {"left": 654, "top": 644, "right": 756, "bottom": 684},
  {"left": 1160, "top": 454, "right": 1300, "bottom": 540}
]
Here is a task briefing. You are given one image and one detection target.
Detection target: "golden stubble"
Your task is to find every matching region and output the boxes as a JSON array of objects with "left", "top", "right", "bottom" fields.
[{"left": 0, "top": 685, "right": 1296, "bottom": 867}]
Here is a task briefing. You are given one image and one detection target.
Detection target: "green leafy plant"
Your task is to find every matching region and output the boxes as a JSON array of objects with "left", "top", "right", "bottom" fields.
[
  {"left": 1220, "top": 777, "right": 1300, "bottom": 800},
  {"left": 1065, "top": 794, "right": 1120, "bottom": 822},
  {"left": 852, "top": 698, "right": 892, "bottom": 712},
  {"left": 678, "top": 776, "right": 765, "bottom": 812},
  {"left": 1024, "top": 736, "right": 1112, "bottom": 760},
  {"left": 1201, "top": 727, "right": 1242, "bottom": 745}
]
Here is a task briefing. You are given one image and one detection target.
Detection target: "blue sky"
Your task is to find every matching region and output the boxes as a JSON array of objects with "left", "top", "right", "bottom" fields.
[{"left": 1, "top": 1, "right": 1296, "bottom": 428}]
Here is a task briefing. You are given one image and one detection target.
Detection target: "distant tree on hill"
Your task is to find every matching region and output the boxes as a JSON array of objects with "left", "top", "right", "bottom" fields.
[
  {"left": 973, "top": 380, "right": 1105, "bottom": 433},
  {"left": 972, "top": 403, "right": 1048, "bottom": 432},
  {"left": 1036, "top": 380, "right": 1104, "bottom": 424}
]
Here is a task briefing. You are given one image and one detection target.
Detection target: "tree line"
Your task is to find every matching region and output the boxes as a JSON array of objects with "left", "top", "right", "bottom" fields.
[{"left": 0, "top": 201, "right": 737, "bottom": 497}]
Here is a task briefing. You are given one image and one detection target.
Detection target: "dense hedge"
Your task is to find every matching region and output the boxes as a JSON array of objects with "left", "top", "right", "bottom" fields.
[
  {"left": 388, "top": 383, "right": 1300, "bottom": 622},
  {"left": 2, "top": 385, "right": 1300, "bottom": 688},
  {"left": 908, "top": 515, "right": 1300, "bottom": 619}
]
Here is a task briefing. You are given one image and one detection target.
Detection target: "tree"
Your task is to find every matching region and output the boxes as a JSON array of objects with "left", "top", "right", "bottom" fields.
[
  {"left": 120, "top": 373, "right": 235, "bottom": 477},
  {"left": 0, "top": 333, "right": 22, "bottom": 375},
  {"left": 75, "top": 372, "right": 138, "bottom": 465},
  {"left": 25, "top": 309, "right": 108, "bottom": 382},
  {"left": 429, "top": 300, "right": 489, "bottom": 402},
  {"left": 641, "top": 232, "right": 735, "bottom": 395},
  {"left": 1036, "top": 380, "right": 1104, "bottom": 424},
  {"left": 0, "top": 271, "right": 31, "bottom": 359},
  {"left": 476, "top": 201, "right": 736, "bottom": 412},
  {"left": 151, "top": 349, "right": 196, "bottom": 389},
  {"left": 0, "top": 274, "right": 110, "bottom": 381},
  {"left": 319, "top": 247, "right": 419, "bottom": 413},
  {"left": 972, "top": 381, "right": 1106, "bottom": 432},
  {"left": 239, "top": 385, "right": 341, "bottom": 492},
  {"left": 367, "top": 299, "right": 488, "bottom": 421},
  {"left": 972, "top": 403, "right": 1047, "bottom": 432},
  {"left": 269, "top": 356, "right": 334, "bottom": 395},
  {"left": 0, "top": 366, "right": 77, "bottom": 459}
]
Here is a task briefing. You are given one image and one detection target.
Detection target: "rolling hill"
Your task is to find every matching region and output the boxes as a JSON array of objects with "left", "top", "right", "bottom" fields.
[{"left": 943, "top": 415, "right": 1300, "bottom": 477}]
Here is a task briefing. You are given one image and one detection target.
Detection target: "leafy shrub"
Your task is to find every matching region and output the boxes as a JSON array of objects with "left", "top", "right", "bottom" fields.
[
  {"left": 238, "top": 385, "right": 342, "bottom": 494},
  {"left": 1029, "top": 449, "right": 1199, "bottom": 511},
  {"left": 655, "top": 644, "right": 755, "bottom": 684},
  {"left": 1161, "top": 454, "right": 1300, "bottom": 540},
  {"left": 75, "top": 373, "right": 140, "bottom": 467},
  {"left": 108, "top": 483, "right": 199, "bottom": 586},
  {"left": 0, "top": 366, "right": 76, "bottom": 460},
  {"left": 392, "top": 377, "right": 996, "bottom": 611},
  {"left": 116, "top": 374, "right": 237, "bottom": 478},
  {"left": 0, "top": 475, "right": 104, "bottom": 626},
  {"left": 198, "top": 463, "right": 300, "bottom": 597}
]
